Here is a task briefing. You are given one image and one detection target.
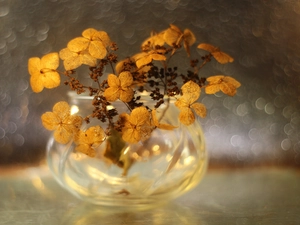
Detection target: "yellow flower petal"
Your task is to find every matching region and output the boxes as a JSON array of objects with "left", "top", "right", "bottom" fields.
[
  {"left": 178, "top": 108, "right": 195, "bottom": 126},
  {"left": 54, "top": 126, "right": 74, "bottom": 144},
  {"left": 67, "top": 37, "right": 89, "bottom": 52},
  {"left": 223, "top": 76, "right": 241, "bottom": 88},
  {"left": 211, "top": 51, "right": 234, "bottom": 64},
  {"left": 107, "top": 74, "right": 120, "bottom": 87},
  {"left": 197, "top": 43, "right": 234, "bottom": 64},
  {"left": 197, "top": 43, "right": 218, "bottom": 53},
  {"left": 104, "top": 87, "right": 119, "bottom": 102},
  {"left": 119, "top": 71, "right": 133, "bottom": 88},
  {"left": 181, "top": 80, "right": 201, "bottom": 102},
  {"left": 119, "top": 89, "right": 134, "bottom": 102},
  {"left": 93, "top": 31, "right": 111, "bottom": 47},
  {"left": 82, "top": 28, "right": 98, "bottom": 39},
  {"left": 183, "top": 29, "right": 196, "bottom": 57},
  {"left": 88, "top": 40, "right": 107, "bottom": 59},
  {"left": 220, "top": 82, "right": 237, "bottom": 96},
  {"left": 205, "top": 75, "right": 240, "bottom": 96},
  {"left": 164, "top": 24, "right": 182, "bottom": 46},
  {"left": 191, "top": 102, "right": 207, "bottom": 118},
  {"left": 174, "top": 97, "right": 189, "bottom": 109},
  {"left": 28, "top": 57, "right": 40, "bottom": 76},
  {"left": 52, "top": 101, "right": 70, "bottom": 118},
  {"left": 205, "top": 84, "right": 220, "bottom": 95},
  {"left": 41, "top": 112, "right": 60, "bottom": 130},
  {"left": 122, "top": 127, "right": 141, "bottom": 143},
  {"left": 130, "top": 107, "right": 150, "bottom": 126},
  {"left": 141, "top": 31, "right": 165, "bottom": 50},
  {"left": 41, "top": 52, "right": 60, "bottom": 69}
]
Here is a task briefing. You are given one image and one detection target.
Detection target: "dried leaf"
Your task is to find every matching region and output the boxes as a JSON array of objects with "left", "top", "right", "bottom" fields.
[{"left": 28, "top": 52, "right": 60, "bottom": 93}]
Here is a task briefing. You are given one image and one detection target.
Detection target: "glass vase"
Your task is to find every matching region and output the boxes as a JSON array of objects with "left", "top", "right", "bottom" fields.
[{"left": 46, "top": 92, "right": 208, "bottom": 209}]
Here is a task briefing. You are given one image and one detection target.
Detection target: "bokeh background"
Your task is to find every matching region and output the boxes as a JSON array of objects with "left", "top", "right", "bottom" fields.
[{"left": 1, "top": 0, "right": 300, "bottom": 167}]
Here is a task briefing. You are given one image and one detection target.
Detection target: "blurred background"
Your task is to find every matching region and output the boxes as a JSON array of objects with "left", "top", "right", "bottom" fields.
[{"left": 1, "top": 0, "right": 300, "bottom": 168}]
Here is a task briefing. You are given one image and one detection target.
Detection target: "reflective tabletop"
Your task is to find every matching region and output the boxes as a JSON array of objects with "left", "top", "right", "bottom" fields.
[{"left": 0, "top": 165, "right": 299, "bottom": 225}]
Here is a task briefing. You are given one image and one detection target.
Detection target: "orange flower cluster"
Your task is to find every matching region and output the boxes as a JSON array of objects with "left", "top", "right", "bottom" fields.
[{"left": 28, "top": 25, "right": 240, "bottom": 172}]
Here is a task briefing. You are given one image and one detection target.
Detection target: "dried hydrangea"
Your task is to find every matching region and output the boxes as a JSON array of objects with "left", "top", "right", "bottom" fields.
[{"left": 28, "top": 25, "right": 240, "bottom": 175}]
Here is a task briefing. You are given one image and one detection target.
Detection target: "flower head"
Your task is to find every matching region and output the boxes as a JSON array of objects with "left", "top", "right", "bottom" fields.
[
  {"left": 28, "top": 52, "right": 60, "bottom": 93},
  {"left": 59, "top": 48, "right": 96, "bottom": 71},
  {"left": 104, "top": 72, "right": 134, "bottom": 102},
  {"left": 74, "top": 126, "right": 106, "bottom": 157},
  {"left": 41, "top": 101, "right": 82, "bottom": 144},
  {"left": 175, "top": 81, "right": 206, "bottom": 125},
  {"left": 205, "top": 75, "right": 241, "bottom": 96},
  {"left": 67, "top": 28, "right": 111, "bottom": 60},
  {"left": 164, "top": 24, "right": 196, "bottom": 56},
  {"left": 120, "top": 107, "right": 152, "bottom": 143}
]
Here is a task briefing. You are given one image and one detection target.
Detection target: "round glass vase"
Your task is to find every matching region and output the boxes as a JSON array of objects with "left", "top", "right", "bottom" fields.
[{"left": 46, "top": 92, "right": 208, "bottom": 209}]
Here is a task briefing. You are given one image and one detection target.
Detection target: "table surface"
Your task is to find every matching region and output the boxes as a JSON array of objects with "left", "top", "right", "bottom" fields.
[{"left": 0, "top": 165, "right": 299, "bottom": 225}]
